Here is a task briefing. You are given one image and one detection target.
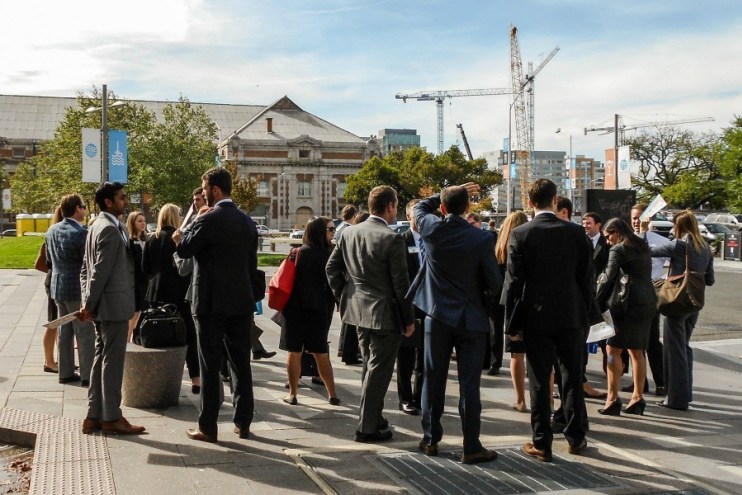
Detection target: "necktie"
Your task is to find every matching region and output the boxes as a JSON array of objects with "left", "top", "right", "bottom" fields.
[
  {"left": 117, "top": 223, "right": 128, "bottom": 243},
  {"left": 417, "top": 236, "right": 426, "bottom": 264}
]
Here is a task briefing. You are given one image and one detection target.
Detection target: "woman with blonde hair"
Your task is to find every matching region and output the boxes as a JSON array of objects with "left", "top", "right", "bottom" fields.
[
  {"left": 126, "top": 211, "right": 148, "bottom": 342},
  {"left": 647, "top": 210, "right": 714, "bottom": 411},
  {"left": 495, "top": 211, "right": 529, "bottom": 412},
  {"left": 142, "top": 204, "right": 200, "bottom": 393}
]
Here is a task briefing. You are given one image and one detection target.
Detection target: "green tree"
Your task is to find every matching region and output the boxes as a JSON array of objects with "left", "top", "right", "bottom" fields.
[
  {"left": 344, "top": 146, "right": 502, "bottom": 211},
  {"left": 628, "top": 126, "right": 725, "bottom": 209},
  {"left": 10, "top": 89, "right": 218, "bottom": 215},
  {"left": 718, "top": 117, "right": 742, "bottom": 213}
]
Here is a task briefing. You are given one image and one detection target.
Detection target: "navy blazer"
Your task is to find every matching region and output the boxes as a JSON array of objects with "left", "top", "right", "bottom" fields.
[
  {"left": 45, "top": 218, "right": 88, "bottom": 302},
  {"left": 407, "top": 194, "right": 502, "bottom": 332},
  {"left": 176, "top": 201, "right": 259, "bottom": 317},
  {"left": 502, "top": 213, "right": 595, "bottom": 332}
]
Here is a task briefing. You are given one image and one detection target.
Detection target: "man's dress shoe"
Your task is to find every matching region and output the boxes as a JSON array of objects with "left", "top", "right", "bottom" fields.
[
  {"left": 568, "top": 438, "right": 588, "bottom": 455},
  {"left": 234, "top": 426, "right": 250, "bottom": 439},
  {"left": 252, "top": 350, "right": 277, "bottom": 360},
  {"left": 186, "top": 428, "right": 217, "bottom": 443},
  {"left": 399, "top": 403, "right": 420, "bottom": 415},
  {"left": 102, "top": 417, "right": 145, "bottom": 435},
  {"left": 461, "top": 448, "right": 498, "bottom": 464},
  {"left": 59, "top": 374, "right": 81, "bottom": 384},
  {"left": 418, "top": 439, "right": 438, "bottom": 456},
  {"left": 82, "top": 418, "right": 102, "bottom": 434},
  {"left": 523, "top": 442, "right": 552, "bottom": 462},
  {"left": 354, "top": 430, "right": 393, "bottom": 443}
]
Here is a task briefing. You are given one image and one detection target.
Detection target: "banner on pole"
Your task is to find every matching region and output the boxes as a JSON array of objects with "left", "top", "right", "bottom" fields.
[
  {"left": 617, "top": 146, "right": 632, "bottom": 189},
  {"left": 81, "top": 128, "right": 101, "bottom": 183},
  {"left": 108, "top": 130, "right": 128, "bottom": 183}
]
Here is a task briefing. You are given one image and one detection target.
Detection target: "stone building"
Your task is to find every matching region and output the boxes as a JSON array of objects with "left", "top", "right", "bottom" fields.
[{"left": 0, "top": 94, "right": 378, "bottom": 228}]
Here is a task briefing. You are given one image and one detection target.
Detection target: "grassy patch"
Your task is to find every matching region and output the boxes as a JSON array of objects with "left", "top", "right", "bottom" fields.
[
  {"left": 0, "top": 235, "right": 286, "bottom": 269},
  {"left": 0, "top": 236, "right": 45, "bottom": 269}
]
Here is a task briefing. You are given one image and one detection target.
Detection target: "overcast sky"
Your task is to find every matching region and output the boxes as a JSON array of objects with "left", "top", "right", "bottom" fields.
[{"left": 3, "top": 0, "right": 741, "bottom": 162}]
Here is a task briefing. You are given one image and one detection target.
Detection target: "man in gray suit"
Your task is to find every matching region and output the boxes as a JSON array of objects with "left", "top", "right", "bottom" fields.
[
  {"left": 327, "top": 185, "right": 414, "bottom": 442},
  {"left": 45, "top": 194, "right": 95, "bottom": 386},
  {"left": 78, "top": 182, "right": 145, "bottom": 435}
]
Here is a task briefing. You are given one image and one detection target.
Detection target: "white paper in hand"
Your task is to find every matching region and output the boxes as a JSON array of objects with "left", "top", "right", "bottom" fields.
[{"left": 587, "top": 311, "right": 615, "bottom": 343}]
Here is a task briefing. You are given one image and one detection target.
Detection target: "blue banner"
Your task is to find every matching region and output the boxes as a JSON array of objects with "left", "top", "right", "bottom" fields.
[{"left": 108, "top": 130, "right": 128, "bottom": 183}]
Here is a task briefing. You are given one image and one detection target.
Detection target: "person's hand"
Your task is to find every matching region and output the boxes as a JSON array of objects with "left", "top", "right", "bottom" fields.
[
  {"left": 460, "top": 182, "right": 481, "bottom": 198},
  {"left": 640, "top": 219, "right": 650, "bottom": 233},
  {"left": 78, "top": 308, "right": 94, "bottom": 322},
  {"left": 402, "top": 323, "right": 415, "bottom": 338},
  {"left": 509, "top": 333, "right": 522, "bottom": 342},
  {"left": 197, "top": 205, "right": 213, "bottom": 217},
  {"left": 171, "top": 229, "right": 182, "bottom": 246}
]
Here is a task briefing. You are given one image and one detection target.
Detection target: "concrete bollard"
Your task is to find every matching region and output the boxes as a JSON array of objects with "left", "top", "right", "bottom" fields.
[{"left": 122, "top": 343, "right": 187, "bottom": 409}]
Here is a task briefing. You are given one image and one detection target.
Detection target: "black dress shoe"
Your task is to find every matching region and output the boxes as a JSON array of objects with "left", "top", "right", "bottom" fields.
[
  {"left": 598, "top": 399, "right": 622, "bottom": 416},
  {"left": 311, "top": 376, "right": 324, "bottom": 385},
  {"left": 252, "top": 350, "right": 277, "bottom": 360},
  {"left": 329, "top": 397, "right": 341, "bottom": 406},
  {"left": 399, "top": 403, "right": 420, "bottom": 415},
  {"left": 43, "top": 365, "right": 58, "bottom": 373},
  {"left": 186, "top": 428, "right": 217, "bottom": 443},
  {"left": 192, "top": 385, "right": 200, "bottom": 394},
  {"left": 568, "top": 438, "right": 588, "bottom": 455},
  {"left": 655, "top": 386, "right": 667, "bottom": 396},
  {"left": 59, "top": 374, "right": 81, "bottom": 384},
  {"left": 378, "top": 417, "right": 389, "bottom": 430},
  {"left": 354, "top": 430, "right": 393, "bottom": 443},
  {"left": 234, "top": 426, "right": 250, "bottom": 439},
  {"left": 462, "top": 448, "right": 497, "bottom": 464},
  {"left": 487, "top": 366, "right": 501, "bottom": 376}
]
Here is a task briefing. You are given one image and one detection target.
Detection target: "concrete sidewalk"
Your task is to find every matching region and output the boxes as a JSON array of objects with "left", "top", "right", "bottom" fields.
[{"left": 1, "top": 268, "right": 742, "bottom": 494}]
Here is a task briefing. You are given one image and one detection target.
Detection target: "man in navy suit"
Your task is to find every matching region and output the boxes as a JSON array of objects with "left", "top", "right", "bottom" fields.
[
  {"left": 502, "top": 179, "right": 594, "bottom": 462},
  {"left": 409, "top": 183, "right": 502, "bottom": 464},
  {"left": 46, "top": 194, "right": 95, "bottom": 385},
  {"left": 174, "top": 167, "right": 259, "bottom": 443}
]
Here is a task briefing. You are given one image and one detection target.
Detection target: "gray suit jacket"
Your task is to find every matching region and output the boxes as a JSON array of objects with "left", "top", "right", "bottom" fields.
[
  {"left": 326, "top": 217, "right": 414, "bottom": 331},
  {"left": 80, "top": 212, "right": 135, "bottom": 321},
  {"left": 46, "top": 217, "right": 87, "bottom": 301}
]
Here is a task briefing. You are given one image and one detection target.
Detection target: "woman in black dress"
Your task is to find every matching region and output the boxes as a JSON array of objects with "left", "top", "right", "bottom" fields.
[
  {"left": 126, "top": 211, "right": 148, "bottom": 342},
  {"left": 142, "top": 203, "right": 200, "bottom": 393},
  {"left": 282, "top": 216, "right": 339, "bottom": 406},
  {"left": 596, "top": 218, "right": 657, "bottom": 416}
]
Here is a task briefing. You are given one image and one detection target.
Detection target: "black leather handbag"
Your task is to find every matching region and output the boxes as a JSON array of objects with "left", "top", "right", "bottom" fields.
[{"left": 134, "top": 303, "right": 186, "bottom": 348}]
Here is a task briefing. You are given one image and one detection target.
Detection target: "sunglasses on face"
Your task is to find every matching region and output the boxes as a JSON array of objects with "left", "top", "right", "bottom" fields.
[{"left": 327, "top": 227, "right": 336, "bottom": 232}]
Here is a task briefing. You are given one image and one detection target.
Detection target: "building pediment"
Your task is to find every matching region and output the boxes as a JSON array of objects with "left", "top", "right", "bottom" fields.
[{"left": 287, "top": 135, "right": 322, "bottom": 147}]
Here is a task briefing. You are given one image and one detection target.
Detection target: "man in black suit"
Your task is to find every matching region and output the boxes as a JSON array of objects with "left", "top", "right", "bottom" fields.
[
  {"left": 583, "top": 212, "right": 608, "bottom": 276},
  {"left": 502, "top": 179, "right": 593, "bottom": 462},
  {"left": 174, "top": 167, "right": 259, "bottom": 443},
  {"left": 409, "top": 183, "right": 502, "bottom": 464},
  {"left": 396, "top": 200, "right": 424, "bottom": 416}
]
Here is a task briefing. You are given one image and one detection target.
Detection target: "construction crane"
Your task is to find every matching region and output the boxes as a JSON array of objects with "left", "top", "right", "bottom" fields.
[
  {"left": 510, "top": 24, "right": 559, "bottom": 210},
  {"left": 395, "top": 88, "right": 510, "bottom": 154},
  {"left": 456, "top": 123, "right": 474, "bottom": 160},
  {"left": 584, "top": 114, "right": 716, "bottom": 149}
]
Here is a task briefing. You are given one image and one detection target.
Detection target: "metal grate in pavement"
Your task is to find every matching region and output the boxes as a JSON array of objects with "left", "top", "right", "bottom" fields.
[
  {"left": 375, "top": 447, "right": 619, "bottom": 495},
  {"left": 649, "top": 491, "right": 710, "bottom": 495}
]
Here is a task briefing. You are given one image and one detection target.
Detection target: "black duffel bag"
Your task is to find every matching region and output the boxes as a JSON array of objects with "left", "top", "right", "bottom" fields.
[{"left": 134, "top": 303, "right": 186, "bottom": 348}]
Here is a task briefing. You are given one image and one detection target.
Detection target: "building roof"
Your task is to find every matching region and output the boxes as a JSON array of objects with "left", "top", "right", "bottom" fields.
[{"left": 0, "top": 94, "right": 360, "bottom": 144}]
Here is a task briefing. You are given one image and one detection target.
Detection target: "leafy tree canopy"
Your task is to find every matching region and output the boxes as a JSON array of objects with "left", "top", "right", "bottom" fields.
[
  {"left": 718, "top": 116, "right": 742, "bottom": 213},
  {"left": 344, "top": 145, "right": 501, "bottom": 213}
]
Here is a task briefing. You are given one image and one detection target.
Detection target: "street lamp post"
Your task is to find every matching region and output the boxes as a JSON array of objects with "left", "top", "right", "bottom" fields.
[
  {"left": 555, "top": 128, "right": 573, "bottom": 205},
  {"left": 85, "top": 84, "right": 123, "bottom": 184}
]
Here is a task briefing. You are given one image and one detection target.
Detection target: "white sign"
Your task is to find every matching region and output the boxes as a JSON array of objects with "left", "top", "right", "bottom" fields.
[
  {"left": 2, "top": 189, "right": 10, "bottom": 209},
  {"left": 81, "top": 128, "right": 101, "bottom": 183},
  {"left": 640, "top": 194, "right": 667, "bottom": 221},
  {"left": 617, "top": 145, "right": 632, "bottom": 189}
]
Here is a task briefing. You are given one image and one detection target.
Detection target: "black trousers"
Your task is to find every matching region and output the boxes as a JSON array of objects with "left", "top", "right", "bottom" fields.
[
  {"left": 397, "top": 345, "right": 423, "bottom": 408},
  {"left": 489, "top": 306, "right": 504, "bottom": 369},
  {"left": 525, "top": 326, "right": 586, "bottom": 453},
  {"left": 647, "top": 312, "right": 664, "bottom": 388},
  {"left": 179, "top": 301, "right": 200, "bottom": 379},
  {"left": 194, "top": 313, "right": 254, "bottom": 436}
]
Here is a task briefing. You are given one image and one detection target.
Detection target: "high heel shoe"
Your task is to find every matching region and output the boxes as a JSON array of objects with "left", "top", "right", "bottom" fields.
[
  {"left": 598, "top": 399, "right": 622, "bottom": 416},
  {"left": 624, "top": 399, "right": 646, "bottom": 415}
]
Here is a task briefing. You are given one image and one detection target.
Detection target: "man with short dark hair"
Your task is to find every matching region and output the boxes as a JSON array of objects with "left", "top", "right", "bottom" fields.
[
  {"left": 174, "top": 167, "right": 260, "bottom": 443},
  {"left": 502, "top": 178, "right": 594, "bottom": 461},
  {"left": 327, "top": 185, "right": 414, "bottom": 443},
  {"left": 46, "top": 194, "right": 95, "bottom": 386},
  {"left": 334, "top": 204, "right": 357, "bottom": 240},
  {"left": 79, "top": 182, "right": 145, "bottom": 435},
  {"left": 555, "top": 196, "right": 573, "bottom": 221},
  {"left": 410, "top": 183, "right": 502, "bottom": 464}
]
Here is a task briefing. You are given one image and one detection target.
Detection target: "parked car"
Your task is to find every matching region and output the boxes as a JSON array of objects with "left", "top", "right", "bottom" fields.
[
  {"left": 702, "top": 222, "right": 733, "bottom": 256},
  {"left": 289, "top": 229, "right": 304, "bottom": 239},
  {"left": 703, "top": 222, "right": 733, "bottom": 236},
  {"left": 390, "top": 224, "right": 410, "bottom": 235},
  {"left": 256, "top": 225, "right": 270, "bottom": 236},
  {"left": 1, "top": 229, "right": 17, "bottom": 237},
  {"left": 648, "top": 212, "right": 674, "bottom": 238},
  {"left": 704, "top": 213, "right": 742, "bottom": 232}
]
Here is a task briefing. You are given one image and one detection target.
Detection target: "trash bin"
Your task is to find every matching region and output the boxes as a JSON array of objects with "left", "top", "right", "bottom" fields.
[
  {"left": 723, "top": 232, "right": 740, "bottom": 261},
  {"left": 33, "top": 213, "right": 50, "bottom": 233},
  {"left": 16, "top": 214, "right": 34, "bottom": 236}
]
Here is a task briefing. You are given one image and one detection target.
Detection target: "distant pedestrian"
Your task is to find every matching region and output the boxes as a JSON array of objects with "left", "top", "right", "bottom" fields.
[
  {"left": 334, "top": 204, "right": 356, "bottom": 240},
  {"left": 79, "top": 182, "right": 145, "bottom": 435},
  {"left": 126, "top": 211, "right": 148, "bottom": 342}
]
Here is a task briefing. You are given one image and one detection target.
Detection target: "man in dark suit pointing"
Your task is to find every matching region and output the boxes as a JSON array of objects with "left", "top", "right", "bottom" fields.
[
  {"left": 409, "top": 183, "right": 502, "bottom": 464},
  {"left": 174, "top": 167, "right": 259, "bottom": 443},
  {"left": 502, "top": 179, "right": 593, "bottom": 462}
]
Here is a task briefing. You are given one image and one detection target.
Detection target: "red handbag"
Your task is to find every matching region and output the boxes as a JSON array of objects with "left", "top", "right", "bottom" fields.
[{"left": 268, "top": 248, "right": 300, "bottom": 311}]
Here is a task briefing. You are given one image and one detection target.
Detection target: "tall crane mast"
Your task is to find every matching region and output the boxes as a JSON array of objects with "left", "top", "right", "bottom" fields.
[
  {"left": 456, "top": 123, "right": 474, "bottom": 160},
  {"left": 510, "top": 24, "right": 559, "bottom": 210},
  {"left": 396, "top": 88, "right": 510, "bottom": 154}
]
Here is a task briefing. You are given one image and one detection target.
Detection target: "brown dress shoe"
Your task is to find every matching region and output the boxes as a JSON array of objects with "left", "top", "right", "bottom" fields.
[
  {"left": 523, "top": 442, "right": 552, "bottom": 462},
  {"left": 568, "top": 438, "right": 587, "bottom": 455},
  {"left": 461, "top": 448, "right": 497, "bottom": 464},
  {"left": 82, "top": 418, "right": 102, "bottom": 434},
  {"left": 187, "top": 428, "right": 217, "bottom": 443},
  {"left": 102, "top": 417, "right": 146, "bottom": 435},
  {"left": 418, "top": 439, "right": 438, "bottom": 456}
]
